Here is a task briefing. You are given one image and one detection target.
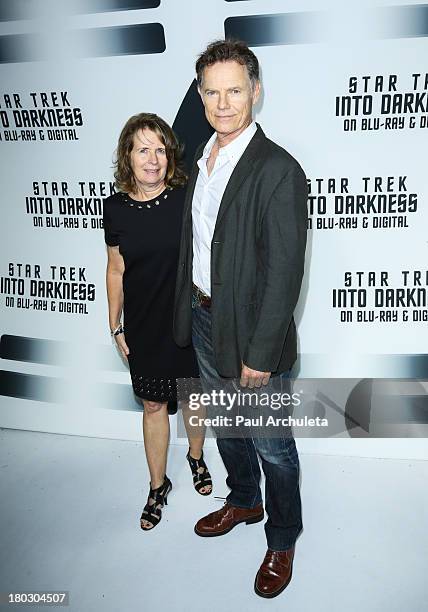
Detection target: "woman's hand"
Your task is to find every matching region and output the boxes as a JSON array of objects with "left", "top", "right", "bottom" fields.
[{"left": 115, "top": 332, "right": 130, "bottom": 360}]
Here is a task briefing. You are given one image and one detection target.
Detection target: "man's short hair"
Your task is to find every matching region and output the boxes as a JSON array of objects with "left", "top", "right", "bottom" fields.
[{"left": 196, "top": 39, "right": 260, "bottom": 89}]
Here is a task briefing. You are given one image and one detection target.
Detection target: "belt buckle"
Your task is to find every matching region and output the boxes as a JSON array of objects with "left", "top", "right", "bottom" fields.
[
  {"left": 192, "top": 284, "right": 210, "bottom": 308},
  {"left": 191, "top": 289, "right": 199, "bottom": 309}
]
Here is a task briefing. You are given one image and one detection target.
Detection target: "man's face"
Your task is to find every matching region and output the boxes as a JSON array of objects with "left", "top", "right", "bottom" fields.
[{"left": 199, "top": 60, "right": 260, "bottom": 137}]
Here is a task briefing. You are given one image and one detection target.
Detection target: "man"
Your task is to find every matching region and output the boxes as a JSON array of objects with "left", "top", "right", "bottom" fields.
[{"left": 173, "top": 39, "right": 308, "bottom": 599}]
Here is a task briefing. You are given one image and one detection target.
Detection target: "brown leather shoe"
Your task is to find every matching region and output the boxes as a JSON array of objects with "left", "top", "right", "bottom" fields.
[
  {"left": 254, "top": 547, "right": 294, "bottom": 598},
  {"left": 194, "top": 502, "right": 264, "bottom": 537}
]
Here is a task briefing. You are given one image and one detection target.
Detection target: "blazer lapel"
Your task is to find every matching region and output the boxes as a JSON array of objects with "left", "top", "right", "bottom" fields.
[
  {"left": 214, "top": 125, "right": 266, "bottom": 230},
  {"left": 181, "top": 142, "right": 205, "bottom": 271},
  {"left": 183, "top": 142, "right": 204, "bottom": 224}
]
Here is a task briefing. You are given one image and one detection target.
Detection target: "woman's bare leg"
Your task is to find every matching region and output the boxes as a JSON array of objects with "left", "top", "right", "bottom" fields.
[
  {"left": 141, "top": 401, "right": 169, "bottom": 528},
  {"left": 182, "top": 401, "right": 211, "bottom": 494}
]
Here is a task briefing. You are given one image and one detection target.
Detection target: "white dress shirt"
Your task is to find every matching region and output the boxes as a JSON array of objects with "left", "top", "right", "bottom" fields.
[{"left": 192, "top": 121, "right": 257, "bottom": 296}]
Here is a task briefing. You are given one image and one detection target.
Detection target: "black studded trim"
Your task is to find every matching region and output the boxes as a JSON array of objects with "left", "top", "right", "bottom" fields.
[{"left": 131, "top": 375, "right": 177, "bottom": 402}]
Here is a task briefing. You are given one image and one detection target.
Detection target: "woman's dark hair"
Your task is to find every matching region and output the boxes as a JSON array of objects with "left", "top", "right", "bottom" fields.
[
  {"left": 196, "top": 39, "right": 260, "bottom": 89},
  {"left": 114, "top": 113, "right": 187, "bottom": 194}
]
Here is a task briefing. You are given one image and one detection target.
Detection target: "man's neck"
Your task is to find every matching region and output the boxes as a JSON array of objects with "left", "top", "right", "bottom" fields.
[{"left": 215, "top": 120, "right": 253, "bottom": 149}]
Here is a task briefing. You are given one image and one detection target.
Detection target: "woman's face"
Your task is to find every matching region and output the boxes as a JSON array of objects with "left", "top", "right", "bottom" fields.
[{"left": 129, "top": 128, "right": 168, "bottom": 191}]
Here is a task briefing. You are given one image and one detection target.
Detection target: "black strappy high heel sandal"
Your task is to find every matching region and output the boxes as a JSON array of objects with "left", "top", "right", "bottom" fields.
[
  {"left": 140, "top": 475, "right": 172, "bottom": 530},
  {"left": 186, "top": 450, "right": 212, "bottom": 496}
]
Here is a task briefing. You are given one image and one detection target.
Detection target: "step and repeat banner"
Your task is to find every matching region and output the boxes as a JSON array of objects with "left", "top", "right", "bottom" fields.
[{"left": 0, "top": 0, "right": 427, "bottom": 457}]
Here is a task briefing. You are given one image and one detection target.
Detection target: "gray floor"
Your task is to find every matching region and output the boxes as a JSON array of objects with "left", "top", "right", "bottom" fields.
[{"left": 0, "top": 428, "right": 427, "bottom": 612}]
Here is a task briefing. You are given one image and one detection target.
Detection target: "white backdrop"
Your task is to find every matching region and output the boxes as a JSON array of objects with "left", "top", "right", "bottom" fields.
[{"left": 1, "top": 0, "right": 427, "bottom": 459}]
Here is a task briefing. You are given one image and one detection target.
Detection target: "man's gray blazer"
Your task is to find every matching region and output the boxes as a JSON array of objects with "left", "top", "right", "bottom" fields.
[{"left": 173, "top": 124, "right": 308, "bottom": 378}]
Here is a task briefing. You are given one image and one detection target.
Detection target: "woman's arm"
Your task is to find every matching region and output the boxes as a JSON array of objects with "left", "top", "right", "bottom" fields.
[{"left": 106, "top": 245, "right": 129, "bottom": 358}]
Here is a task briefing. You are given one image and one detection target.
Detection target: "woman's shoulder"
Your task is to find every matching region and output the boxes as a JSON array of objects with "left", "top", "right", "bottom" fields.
[
  {"left": 169, "top": 184, "right": 187, "bottom": 199},
  {"left": 103, "top": 190, "right": 124, "bottom": 209}
]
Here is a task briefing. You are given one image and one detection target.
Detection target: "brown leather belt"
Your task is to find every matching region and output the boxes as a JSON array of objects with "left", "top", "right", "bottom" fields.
[{"left": 192, "top": 283, "right": 212, "bottom": 308}]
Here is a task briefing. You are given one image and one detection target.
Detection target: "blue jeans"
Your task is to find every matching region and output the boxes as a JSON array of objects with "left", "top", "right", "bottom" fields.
[{"left": 192, "top": 303, "right": 303, "bottom": 551}]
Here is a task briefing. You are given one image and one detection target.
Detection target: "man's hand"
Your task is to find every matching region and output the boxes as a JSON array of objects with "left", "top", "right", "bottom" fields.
[{"left": 240, "top": 363, "right": 271, "bottom": 388}]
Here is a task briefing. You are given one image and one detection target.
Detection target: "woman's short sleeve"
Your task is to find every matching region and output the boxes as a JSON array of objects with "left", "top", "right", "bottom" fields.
[{"left": 103, "top": 197, "right": 119, "bottom": 246}]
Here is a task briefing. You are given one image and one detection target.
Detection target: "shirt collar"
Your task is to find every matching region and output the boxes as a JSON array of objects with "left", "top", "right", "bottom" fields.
[{"left": 199, "top": 121, "right": 257, "bottom": 168}]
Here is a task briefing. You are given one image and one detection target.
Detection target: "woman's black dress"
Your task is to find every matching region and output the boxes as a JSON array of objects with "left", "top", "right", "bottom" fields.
[{"left": 103, "top": 186, "right": 198, "bottom": 402}]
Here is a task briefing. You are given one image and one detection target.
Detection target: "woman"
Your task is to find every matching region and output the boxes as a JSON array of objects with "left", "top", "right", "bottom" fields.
[{"left": 103, "top": 113, "right": 212, "bottom": 530}]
